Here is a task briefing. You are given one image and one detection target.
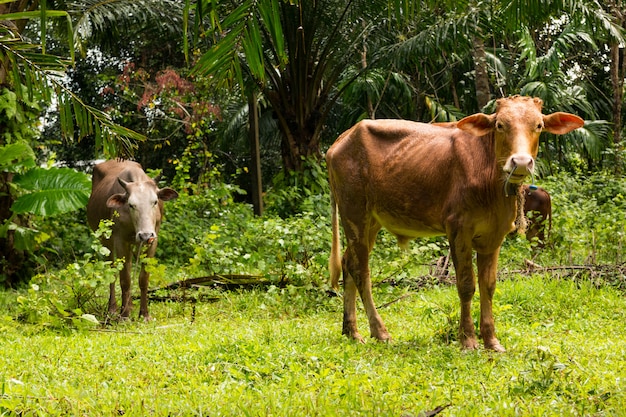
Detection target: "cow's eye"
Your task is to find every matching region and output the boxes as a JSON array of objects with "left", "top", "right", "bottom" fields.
[
  {"left": 496, "top": 121, "right": 504, "bottom": 130},
  {"left": 129, "top": 203, "right": 136, "bottom": 210},
  {"left": 536, "top": 123, "right": 544, "bottom": 131},
  {"left": 152, "top": 201, "right": 158, "bottom": 207}
]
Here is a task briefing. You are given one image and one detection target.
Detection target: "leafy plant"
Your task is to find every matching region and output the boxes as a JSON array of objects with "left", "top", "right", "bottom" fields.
[
  {"left": 264, "top": 157, "right": 331, "bottom": 218},
  {"left": 0, "top": 141, "right": 91, "bottom": 285},
  {"left": 14, "top": 220, "right": 122, "bottom": 328}
]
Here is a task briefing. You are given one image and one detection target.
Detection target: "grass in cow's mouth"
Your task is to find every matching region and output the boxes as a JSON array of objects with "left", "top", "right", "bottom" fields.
[{"left": 1, "top": 273, "right": 625, "bottom": 416}]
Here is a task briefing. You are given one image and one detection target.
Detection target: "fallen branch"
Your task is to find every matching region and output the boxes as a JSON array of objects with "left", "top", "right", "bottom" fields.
[
  {"left": 148, "top": 274, "right": 268, "bottom": 293},
  {"left": 377, "top": 292, "right": 416, "bottom": 309},
  {"left": 501, "top": 261, "right": 626, "bottom": 277}
]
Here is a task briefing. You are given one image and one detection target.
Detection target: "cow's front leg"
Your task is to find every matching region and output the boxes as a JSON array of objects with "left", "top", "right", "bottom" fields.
[
  {"left": 449, "top": 232, "right": 478, "bottom": 350},
  {"left": 119, "top": 257, "right": 133, "bottom": 319},
  {"left": 138, "top": 265, "right": 151, "bottom": 321},
  {"left": 477, "top": 251, "right": 506, "bottom": 352}
]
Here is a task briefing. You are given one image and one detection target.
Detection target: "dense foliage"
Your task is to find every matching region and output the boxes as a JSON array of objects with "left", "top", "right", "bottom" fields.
[
  {"left": 3, "top": 0, "right": 624, "bottom": 240},
  {"left": 4, "top": 170, "right": 623, "bottom": 327}
]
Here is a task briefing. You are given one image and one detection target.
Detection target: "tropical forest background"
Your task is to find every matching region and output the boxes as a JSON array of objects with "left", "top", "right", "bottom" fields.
[{"left": 1, "top": 0, "right": 625, "bottom": 301}]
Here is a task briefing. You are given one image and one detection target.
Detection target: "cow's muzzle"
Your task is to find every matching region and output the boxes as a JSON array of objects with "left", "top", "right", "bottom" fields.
[
  {"left": 504, "top": 154, "right": 534, "bottom": 183},
  {"left": 137, "top": 232, "right": 157, "bottom": 244}
]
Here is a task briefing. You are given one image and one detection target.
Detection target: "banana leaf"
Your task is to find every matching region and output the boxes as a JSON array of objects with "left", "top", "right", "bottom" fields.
[{"left": 11, "top": 167, "right": 91, "bottom": 216}]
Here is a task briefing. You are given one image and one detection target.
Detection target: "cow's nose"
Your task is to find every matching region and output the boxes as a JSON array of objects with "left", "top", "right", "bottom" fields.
[
  {"left": 137, "top": 232, "right": 157, "bottom": 244},
  {"left": 508, "top": 154, "right": 534, "bottom": 176}
]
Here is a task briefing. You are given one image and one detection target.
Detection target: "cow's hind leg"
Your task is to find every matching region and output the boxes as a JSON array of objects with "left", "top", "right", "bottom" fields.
[
  {"left": 477, "top": 251, "right": 505, "bottom": 352},
  {"left": 343, "top": 227, "right": 390, "bottom": 342},
  {"left": 341, "top": 256, "right": 363, "bottom": 342},
  {"left": 108, "top": 281, "right": 118, "bottom": 316},
  {"left": 138, "top": 242, "right": 156, "bottom": 321},
  {"left": 138, "top": 265, "right": 151, "bottom": 321}
]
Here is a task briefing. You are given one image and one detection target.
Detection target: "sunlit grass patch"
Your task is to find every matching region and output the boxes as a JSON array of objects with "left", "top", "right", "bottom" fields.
[{"left": 2, "top": 274, "right": 626, "bottom": 416}]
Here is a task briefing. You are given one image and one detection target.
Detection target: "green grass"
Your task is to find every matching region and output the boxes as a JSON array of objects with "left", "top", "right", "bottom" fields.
[{"left": 2, "top": 274, "right": 626, "bottom": 416}]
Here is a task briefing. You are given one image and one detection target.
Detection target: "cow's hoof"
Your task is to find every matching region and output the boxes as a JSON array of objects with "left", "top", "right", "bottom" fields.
[
  {"left": 485, "top": 341, "right": 506, "bottom": 352},
  {"left": 372, "top": 332, "right": 392, "bottom": 343},
  {"left": 460, "top": 338, "right": 480, "bottom": 350},
  {"left": 344, "top": 331, "right": 366, "bottom": 344}
]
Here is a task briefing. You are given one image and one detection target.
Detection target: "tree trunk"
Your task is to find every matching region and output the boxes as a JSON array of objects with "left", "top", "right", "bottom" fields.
[
  {"left": 610, "top": 43, "right": 624, "bottom": 144},
  {"left": 0, "top": 172, "right": 26, "bottom": 287},
  {"left": 266, "top": 87, "right": 323, "bottom": 174},
  {"left": 362, "top": 21, "right": 375, "bottom": 119},
  {"left": 248, "top": 92, "right": 263, "bottom": 216},
  {"left": 278, "top": 124, "right": 321, "bottom": 173},
  {"left": 608, "top": 0, "right": 625, "bottom": 172},
  {"left": 472, "top": 35, "right": 491, "bottom": 110},
  {"left": 609, "top": 1, "right": 624, "bottom": 145}
]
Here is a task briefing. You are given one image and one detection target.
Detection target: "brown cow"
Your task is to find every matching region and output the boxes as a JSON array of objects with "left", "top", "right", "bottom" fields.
[
  {"left": 522, "top": 184, "right": 552, "bottom": 247},
  {"left": 87, "top": 160, "right": 178, "bottom": 320},
  {"left": 327, "top": 96, "right": 583, "bottom": 351}
]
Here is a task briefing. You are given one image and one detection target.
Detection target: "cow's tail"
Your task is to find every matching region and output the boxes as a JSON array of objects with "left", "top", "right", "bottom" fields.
[{"left": 329, "top": 191, "right": 342, "bottom": 291}]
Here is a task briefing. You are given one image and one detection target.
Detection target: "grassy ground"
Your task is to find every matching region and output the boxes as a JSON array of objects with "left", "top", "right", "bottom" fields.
[{"left": 1, "top": 273, "right": 625, "bottom": 416}]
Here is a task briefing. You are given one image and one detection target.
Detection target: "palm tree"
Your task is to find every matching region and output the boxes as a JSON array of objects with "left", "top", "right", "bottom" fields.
[
  {"left": 382, "top": 0, "right": 624, "bottom": 171},
  {"left": 189, "top": 0, "right": 388, "bottom": 173}
]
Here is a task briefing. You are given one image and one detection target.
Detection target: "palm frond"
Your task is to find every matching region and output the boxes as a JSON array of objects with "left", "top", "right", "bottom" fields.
[
  {"left": 70, "top": 0, "right": 186, "bottom": 53},
  {"left": 1, "top": 34, "right": 144, "bottom": 157},
  {"left": 567, "top": 119, "right": 611, "bottom": 161}
]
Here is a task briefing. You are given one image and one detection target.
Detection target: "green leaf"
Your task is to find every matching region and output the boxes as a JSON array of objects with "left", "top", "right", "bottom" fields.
[
  {"left": 81, "top": 314, "right": 100, "bottom": 325},
  {"left": 7, "top": 223, "right": 49, "bottom": 251},
  {"left": 0, "top": 10, "right": 69, "bottom": 20},
  {"left": 0, "top": 88, "right": 18, "bottom": 119},
  {"left": 0, "top": 142, "right": 36, "bottom": 172},
  {"left": 242, "top": 18, "right": 265, "bottom": 82},
  {"left": 11, "top": 167, "right": 91, "bottom": 216},
  {"left": 258, "top": 0, "right": 287, "bottom": 64}
]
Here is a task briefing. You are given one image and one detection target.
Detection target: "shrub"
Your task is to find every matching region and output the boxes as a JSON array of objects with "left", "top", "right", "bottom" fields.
[{"left": 14, "top": 221, "right": 121, "bottom": 328}]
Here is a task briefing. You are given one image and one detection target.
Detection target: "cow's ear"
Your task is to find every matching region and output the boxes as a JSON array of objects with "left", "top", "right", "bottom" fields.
[
  {"left": 107, "top": 193, "right": 128, "bottom": 209},
  {"left": 456, "top": 113, "right": 495, "bottom": 136},
  {"left": 158, "top": 187, "right": 179, "bottom": 202},
  {"left": 543, "top": 112, "right": 584, "bottom": 135}
]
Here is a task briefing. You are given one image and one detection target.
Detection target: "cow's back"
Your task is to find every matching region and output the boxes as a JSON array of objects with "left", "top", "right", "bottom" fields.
[
  {"left": 87, "top": 160, "right": 148, "bottom": 231},
  {"left": 328, "top": 119, "right": 491, "bottom": 190}
]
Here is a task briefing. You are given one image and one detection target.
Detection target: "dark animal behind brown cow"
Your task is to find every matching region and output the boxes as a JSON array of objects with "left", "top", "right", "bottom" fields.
[
  {"left": 87, "top": 160, "right": 178, "bottom": 320},
  {"left": 522, "top": 184, "right": 552, "bottom": 248}
]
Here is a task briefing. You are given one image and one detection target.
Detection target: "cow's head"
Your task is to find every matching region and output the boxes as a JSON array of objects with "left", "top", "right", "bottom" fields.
[
  {"left": 106, "top": 178, "right": 179, "bottom": 244},
  {"left": 455, "top": 96, "right": 584, "bottom": 183}
]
